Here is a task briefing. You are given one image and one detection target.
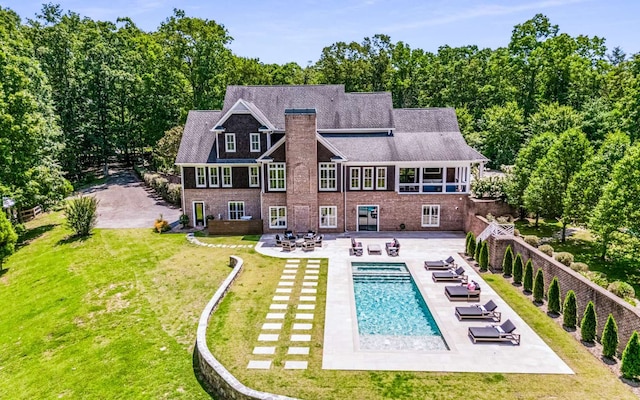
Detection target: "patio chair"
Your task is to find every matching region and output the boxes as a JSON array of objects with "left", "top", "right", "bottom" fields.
[
  {"left": 351, "top": 237, "right": 363, "bottom": 256},
  {"left": 445, "top": 282, "right": 481, "bottom": 302},
  {"left": 385, "top": 238, "right": 400, "bottom": 256},
  {"left": 281, "top": 240, "right": 295, "bottom": 252},
  {"left": 424, "top": 256, "right": 456, "bottom": 270},
  {"left": 275, "top": 234, "right": 282, "bottom": 247},
  {"left": 314, "top": 234, "right": 323, "bottom": 247},
  {"left": 284, "top": 230, "right": 295, "bottom": 240},
  {"left": 302, "top": 239, "right": 315, "bottom": 252},
  {"left": 455, "top": 300, "right": 501, "bottom": 321},
  {"left": 468, "top": 319, "right": 520, "bottom": 345},
  {"left": 432, "top": 266, "right": 467, "bottom": 283}
]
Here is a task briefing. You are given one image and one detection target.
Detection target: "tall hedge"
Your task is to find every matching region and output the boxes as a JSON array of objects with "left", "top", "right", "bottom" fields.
[
  {"left": 513, "top": 253, "right": 523, "bottom": 284},
  {"left": 523, "top": 259, "right": 534, "bottom": 293},
  {"left": 479, "top": 241, "right": 489, "bottom": 271},
  {"left": 581, "top": 301, "right": 597, "bottom": 343},
  {"left": 466, "top": 232, "right": 476, "bottom": 256},
  {"left": 547, "top": 277, "right": 561, "bottom": 314},
  {"left": 563, "top": 290, "right": 577, "bottom": 329},
  {"left": 502, "top": 245, "right": 513, "bottom": 276},
  {"left": 533, "top": 268, "right": 545, "bottom": 303},
  {"left": 474, "top": 239, "right": 482, "bottom": 261},
  {"left": 602, "top": 314, "right": 619, "bottom": 359},
  {"left": 621, "top": 331, "right": 640, "bottom": 379}
]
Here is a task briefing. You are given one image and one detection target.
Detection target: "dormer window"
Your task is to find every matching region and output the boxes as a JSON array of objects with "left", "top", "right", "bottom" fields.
[
  {"left": 250, "top": 133, "right": 260, "bottom": 152},
  {"left": 225, "top": 133, "right": 236, "bottom": 152}
]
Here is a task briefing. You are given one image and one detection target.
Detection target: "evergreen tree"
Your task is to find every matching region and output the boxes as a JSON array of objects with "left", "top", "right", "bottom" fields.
[
  {"left": 466, "top": 232, "right": 476, "bottom": 257},
  {"left": 563, "top": 290, "right": 577, "bottom": 329},
  {"left": 602, "top": 314, "right": 619, "bottom": 359},
  {"left": 547, "top": 277, "right": 561, "bottom": 314},
  {"left": 533, "top": 268, "right": 545, "bottom": 303},
  {"left": 479, "top": 241, "right": 489, "bottom": 271},
  {"left": 523, "top": 259, "right": 534, "bottom": 293},
  {"left": 513, "top": 253, "right": 524, "bottom": 284},
  {"left": 621, "top": 331, "right": 640, "bottom": 379},
  {"left": 502, "top": 245, "right": 514, "bottom": 276},
  {"left": 474, "top": 239, "right": 482, "bottom": 261},
  {"left": 465, "top": 232, "right": 473, "bottom": 255},
  {"left": 581, "top": 301, "right": 597, "bottom": 342}
]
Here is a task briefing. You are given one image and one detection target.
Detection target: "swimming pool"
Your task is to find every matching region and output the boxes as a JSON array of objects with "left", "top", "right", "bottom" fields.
[{"left": 352, "top": 262, "right": 448, "bottom": 351}]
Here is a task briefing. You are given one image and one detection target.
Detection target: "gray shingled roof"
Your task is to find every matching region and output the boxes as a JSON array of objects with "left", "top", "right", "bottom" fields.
[
  {"left": 176, "top": 110, "right": 220, "bottom": 164},
  {"left": 220, "top": 85, "right": 394, "bottom": 130}
]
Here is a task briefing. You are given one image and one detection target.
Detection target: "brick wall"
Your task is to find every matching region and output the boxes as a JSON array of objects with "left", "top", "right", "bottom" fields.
[{"left": 183, "top": 188, "right": 261, "bottom": 226}]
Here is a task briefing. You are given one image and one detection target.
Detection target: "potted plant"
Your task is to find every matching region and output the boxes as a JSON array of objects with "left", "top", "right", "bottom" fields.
[{"left": 179, "top": 213, "right": 189, "bottom": 229}]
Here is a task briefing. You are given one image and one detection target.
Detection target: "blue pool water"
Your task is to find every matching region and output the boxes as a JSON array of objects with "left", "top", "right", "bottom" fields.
[{"left": 352, "top": 262, "right": 448, "bottom": 351}]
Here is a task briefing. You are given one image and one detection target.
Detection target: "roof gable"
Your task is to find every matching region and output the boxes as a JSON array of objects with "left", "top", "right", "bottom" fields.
[{"left": 212, "top": 99, "right": 276, "bottom": 131}]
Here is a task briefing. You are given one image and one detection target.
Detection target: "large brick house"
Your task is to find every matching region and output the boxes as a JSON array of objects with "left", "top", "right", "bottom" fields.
[{"left": 175, "top": 85, "right": 487, "bottom": 233}]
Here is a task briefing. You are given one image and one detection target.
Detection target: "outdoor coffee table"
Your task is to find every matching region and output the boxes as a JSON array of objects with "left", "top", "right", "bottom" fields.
[
  {"left": 367, "top": 244, "right": 382, "bottom": 255},
  {"left": 295, "top": 238, "right": 305, "bottom": 247}
]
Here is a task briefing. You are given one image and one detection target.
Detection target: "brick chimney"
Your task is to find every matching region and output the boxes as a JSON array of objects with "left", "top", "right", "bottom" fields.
[{"left": 285, "top": 109, "right": 318, "bottom": 233}]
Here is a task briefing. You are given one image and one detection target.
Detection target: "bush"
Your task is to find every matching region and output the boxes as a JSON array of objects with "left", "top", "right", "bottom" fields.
[
  {"left": 581, "top": 301, "right": 597, "bottom": 343},
  {"left": 166, "top": 184, "right": 181, "bottom": 206},
  {"left": 569, "top": 262, "right": 589, "bottom": 273},
  {"left": 548, "top": 277, "right": 561, "bottom": 314},
  {"left": 479, "top": 241, "right": 489, "bottom": 271},
  {"left": 465, "top": 232, "right": 474, "bottom": 256},
  {"left": 502, "top": 245, "right": 514, "bottom": 276},
  {"left": 154, "top": 214, "right": 170, "bottom": 233},
  {"left": 602, "top": 314, "right": 619, "bottom": 359},
  {"left": 474, "top": 239, "right": 482, "bottom": 261},
  {"left": 142, "top": 172, "right": 181, "bottom": 206},
  {"left": 179, "top": 214, "right": 189, "bottom": 228},
  {"left": 554, "top": 252, "right": 574, "bottom": 266},
  {"left": 538, "top": 244, "right": 554, "bottom": 257},
  {"left": 513, "top": 253, "right": 524, "bottom": 284},
  {"left": 608, "top": 281, "right": 636, "bottom": 299},
  {"left": 523, "top": 235, "right": 540, "bottom": 247},
  {"left": 471, "top": 175, "right": 507, "bottom": 199},
  {"left": 0, "top": 211, "right": 18, "bottom": 269},
  {"left": 65, "top": 195, "right": 99, "bottom": 237},
  {"left": 485, "top": 213, "right": 495, "bottom": 222},
  {"left": 563, "top": 290, "right": 577, "bottom": 329},
  {"left": 533, "top": 269, "right": 545, "bottom": 303},
  {"left": 523, "top": 259, "right": 534, "bottom": 293},
  {"left": 582, "top": 271, "right": 609, "bottom": 288},
  {"left": 621, "top": 331, "right": 640, "bottom": 379},
  {"left": 513, "top": 228, "right": 520, "bottom": 237}
]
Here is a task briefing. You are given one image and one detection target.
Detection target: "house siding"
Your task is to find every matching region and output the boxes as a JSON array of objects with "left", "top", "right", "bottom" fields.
[
  {"left": 218, "top": 114, "right": 263, "bottom": 159},
  {"left": 184, "top": 167, "right": 197, "bottom": 189}
]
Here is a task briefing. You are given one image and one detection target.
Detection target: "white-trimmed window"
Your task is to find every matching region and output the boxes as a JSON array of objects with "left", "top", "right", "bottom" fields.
[
  {"left": 208, "top": 167, "right": 219, "bottom": 187},
  {"left": 350, "top": 167, "right": 360, "bottom": 190},
  {"left": 319, "top": 206, "right": 337, "bottom": 228},
  {"left": 195, "top": 166, "right": 206, "bottom": 188},
  {"left": 228, "top": 201, "right": 245, "bottom": 220},
  {"left": 363, "top": 167, "right": 374, "bottom": 190},
  {"left": 268, "top": 163, "right": 286, "bottom": 191},
  {"left": 222, "top": 166, "right": 232, "bottom": 187},
  {"left": 249, "top": 166, "right": 259, "bottom": 187},
  {"left": 225, "top": 133, "right": 236, "bottom": 152},
  {"left": 376, "top": 167, "right": 386, "bottom": 190},
  {"left": 421, "top": 205, "right": 440, "bottom": 227},
  {"left": 319, "top": 163, "right": 337, "bottom": 191},
  {"left": 250, "top": 133, "right": 260, "bottom": 152},
  {"left": 269, "top": 206, "right": 287, "bottom": 228}
]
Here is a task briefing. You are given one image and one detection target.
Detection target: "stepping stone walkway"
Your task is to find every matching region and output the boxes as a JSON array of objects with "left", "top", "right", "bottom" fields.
[
  {"left": 246, "top": 259, "right": 322, "bottom": 370},
  {"left": 185, "top": 233, "right": 256, "bottom": 248}
]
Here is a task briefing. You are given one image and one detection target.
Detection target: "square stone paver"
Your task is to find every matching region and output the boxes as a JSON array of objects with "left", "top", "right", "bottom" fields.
[
  {"left": 248, "top": 360, "right": 272, "bottom": 369},
  {"left": 306, "top": 264, "right": 320, "bottom": 269},
  {"left": 303, "top": 275, "right": 318, "bottom": 280},
  {"left": 295, "top": 313, "right": 314, "bottom": 320},
  {"left": 302, "top": 282, "right": 318, "bottom": 287},
  {"left": 283, "top": 269, "right": 297, "bottom": 273},
  {"left": 291, "top": 334, "right": 311, "bottom": 341},
  {"left": 278, "top": 281, "right": 294, "bottom": 286},
  {"left": 286, "top": 259, "right": 300, "bottom": 263},
  {"left": 258, "top": 334, "right": 279, "bottom": 342},
  {"left": 270, "top": 304, "right": 288, "bottom": 310},
  {"left": 288, "top": 346, "right": 310, "bottom": 355},
  {"left": 280, "top": 275, "right": 296, "bottom": 280},
  {"left": 305, "top": 269, "right": 319, "bottom": 274},
  {"left": 292, "top": 323, "right": 312, "bottom": 330},
  {"left": 266, "top": 313, "right": 285, "bottom": 319},
  {"left": 297, "top": 304, "right": 315, "bottom": 310},
  {"left": 300, "top": 296, "right": 316, "bottom": 302},
  {"left": 273, "top": 295, "right": 290, "bottom": 301},
  {"left": 262, "top": 323, "right": 282, "bottom": 330},
  {"left": 275, "top": 288, "right": 292, "bottom": 294},
  {"left": 284, "top": 361, "right": 308, "bottom": 370},
  {"left": 308, "top": 259, "right": 321, "bottom": 263},
  {"left": 301, "top": 288, "right": 317, "bottom": 294},
  {"left": 253, "top": 347, "right": 276, "bottom": 355}
]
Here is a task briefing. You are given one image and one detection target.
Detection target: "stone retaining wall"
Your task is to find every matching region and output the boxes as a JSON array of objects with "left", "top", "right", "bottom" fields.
[{"left": 194, "top": 252, "right": 297, "bottom": 400}]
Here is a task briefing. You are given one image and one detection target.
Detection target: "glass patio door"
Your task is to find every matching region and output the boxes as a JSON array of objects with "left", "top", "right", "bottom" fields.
[
  {"left": 193, "top": 201, "right": 205, "bottom": 226},
  {"left": 357, "top": 205, "right": 378, "bottom": 231}
]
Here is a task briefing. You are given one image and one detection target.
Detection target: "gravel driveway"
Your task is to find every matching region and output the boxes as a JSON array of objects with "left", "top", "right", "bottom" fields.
[{"left": 83, "top": 170, "right": 182, "bottom": 229}]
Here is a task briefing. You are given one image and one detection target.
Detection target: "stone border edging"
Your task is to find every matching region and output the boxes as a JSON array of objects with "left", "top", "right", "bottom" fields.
[{"left": 190, "top": 234, "right": 298, "bottom": 400}]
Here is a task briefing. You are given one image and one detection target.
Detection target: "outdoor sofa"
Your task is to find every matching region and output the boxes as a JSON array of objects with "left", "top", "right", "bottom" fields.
[{"left": 468, "top": 319, "right": 520, "bottom": 345}]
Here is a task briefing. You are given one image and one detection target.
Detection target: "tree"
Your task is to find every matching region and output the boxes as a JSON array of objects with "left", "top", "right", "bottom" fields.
[
  {"left": 563, "top": 290, "right": 577, "bottom": 329},
  {"left": 479, "top": 241, "right": 489, "bottom": 271},
  {"left": 474, "top": 239, "right": 482, "bottom": 261},
  {"left": 580, "top": 301, "right": 597, "bottom": 343},
  {"left": 65, "top": 196, "right": 99, "bottom": 237},
  {"left": 502, "top": 245, "right": 514, "bottom": 276},
  {"left": 533, "top": 268, "right": 545, "bottom": 303},
  {"left": 152, "top": 125, "right": 184, "bottom": 173},
  {"left": 480, "top": 102, "right": 525, "bottom": 168},
  {"left": 527, "top": 103, "right": 582, "bottom": 138},
  {"left": 602, "top": 314, "right": 619, "bottom": 359},
  {"left": 466, "top": 232, "right": 476, "bottom": 256},
  {"left": 621, "top": 331, "right": 640, "bottom": 379},
  {"left": 513, "top": 253, "right": 524, "bottom": 284},
  {"left": 548, "top": 277, "right": 561, "bottom": 314},
  {"left": 0, "top": 211, "right": 18, "bottom": 269},
  {"left": 523, "top": 259, "right": 534, "bottom": 293}
]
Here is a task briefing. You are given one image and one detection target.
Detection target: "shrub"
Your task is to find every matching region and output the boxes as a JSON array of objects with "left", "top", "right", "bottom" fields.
[
  {"left": 523, "top": 259, "right": 534, "bottom": 293},
  {"left": 554, "top": 252, "right": 574, "bottom": 266},
  {"left": 466, "top": 232, "right": 476, "bottom": 256},
  {"left": 621, "top": 331, "right": 640, "bottom": 379},
  {"left": 179, "top": 214, "right": 189, "bottom": 228},
  {"left": 496, "top": 215, "right": 511, "bottom": 223},
  {"left": 65, "top": 195, "right": 99, "bottom": 237},
  {"left": 580, "top": 301, "right": 597, "bottom": 343},
  {"left": 602, "top": 314, "right": 619, "bottom": 359},
  {"left": 474, "top": 239, "right": 482, "bottom": 261},
  {"left": 513, "top": 228, "right": 520, "bottom": 237},
  {"left": 608, "top": 281, "right": 636, "bottom": 299},
  {"left": 569, "top": 262, "right": 589, "bottom": 273},
  {"left": 548, "top": 277, "right": 561, "bottom": 314},
  {"left": 538, "top": 244, "right": 554, "bottom": 257},
  {"left": 166, "top": 183, "right": 181, "bottom": 205},
  {"left": 563, "top": 290, "right": 577, "bottom": 329},
  {"left": 513, "top": 253, "right": 523, "bottom": 284},
  {"left": 154, "top": 214, "right": 170, "bottom": 233},
  {"left": 479, "top": 241, "right": 489, "bottom": 271},
  {"left": 0, "top": 211, "right": 18, "bottom": 269},
  {"left": 523, "top": 235, "right": 540, "bottom": 247},
  {"left": 582, "top": 271, "right": 609, "bottom": 288},
  {"left": 486, "top": 213, "right": 495, "bottom": 222},
  {"left": 502, "top": 245, "right": 514, "bottom": 276},
  {"left": 471, "top": 175, "right": 507, "bottom": 199},
  {"left": 465, "top": 232, "right": 473, "bottom": 255},
  {"left": 533, "top": 269, "right": 545, "bottom": 303}
]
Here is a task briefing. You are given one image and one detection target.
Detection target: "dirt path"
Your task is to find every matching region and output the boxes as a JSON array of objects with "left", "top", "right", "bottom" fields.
[{"left": 82, "top": 170, "right": 182, "bottom": 229}]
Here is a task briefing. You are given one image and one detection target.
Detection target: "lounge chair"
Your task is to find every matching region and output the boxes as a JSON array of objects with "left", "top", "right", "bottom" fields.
[
  {"left": 385, "top": 238, "right": 400, "bottom": 256},
  {"left": 445, "top": 283, "right": 481, "bottom": 302},
  {"left": 432, "top": 266, "right": 467, "bottom": 283},
  {"left": 351, "top": 237, "right": 363, "bottom": 256},
  {"left": 281, "top": 240, "right": 295, "bottom": 252},
  {"left": 468, "top": 319, "right": 520, "bottom": 345},
  {"left": 424, "top": 256, "right": 456, "bottom": 270},
  {"left": 455, "top": 300, "right": 501, "bottom": 321}
]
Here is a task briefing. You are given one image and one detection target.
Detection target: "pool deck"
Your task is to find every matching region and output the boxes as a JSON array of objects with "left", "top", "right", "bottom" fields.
[{"left": 255, "top": 232, "right": 573, "bottom": 374}]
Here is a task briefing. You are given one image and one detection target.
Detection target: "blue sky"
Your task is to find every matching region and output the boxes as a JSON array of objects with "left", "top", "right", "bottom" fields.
[{"left": 4, "top": 0, "right": 640, "bottom": 65}]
